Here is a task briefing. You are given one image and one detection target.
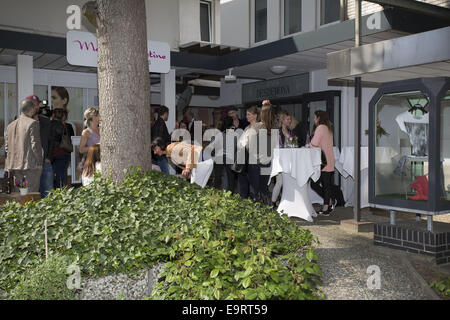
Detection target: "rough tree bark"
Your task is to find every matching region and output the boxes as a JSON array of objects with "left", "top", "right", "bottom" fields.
[{"left": 96, "top": 0, "right": 151, "bottom": 183}]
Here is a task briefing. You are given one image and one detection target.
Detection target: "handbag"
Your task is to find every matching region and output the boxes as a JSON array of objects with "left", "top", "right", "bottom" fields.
[
  {"left": 230, "top": 133, "right": 248, "bottom": 173},
  {"left": 59, "top": 125, "right": 74, "bottom": 153},
  {"left": 230, "top": 161, "right": 245, "bottom": 173}
]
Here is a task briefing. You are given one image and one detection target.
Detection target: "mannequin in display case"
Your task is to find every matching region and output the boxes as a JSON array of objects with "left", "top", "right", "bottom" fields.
[{"left": 395, "top": 104, "right": 429, "bottom": 157}]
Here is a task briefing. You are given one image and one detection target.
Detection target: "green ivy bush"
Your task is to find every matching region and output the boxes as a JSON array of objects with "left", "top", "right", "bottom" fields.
[
  {"left": 7, "top": 254, "right": 77, "bottom": 300},
  {"left": 0, "top": 168, "right": 323, "bottom": 299},
  {"left": 431, "top": 277, "right": 450, "bottom": 298}
]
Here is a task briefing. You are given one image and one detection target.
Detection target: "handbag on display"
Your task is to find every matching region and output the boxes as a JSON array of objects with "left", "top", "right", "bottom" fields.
[{"left": 59, "top": 125, "right": 74, "bottom": 153}]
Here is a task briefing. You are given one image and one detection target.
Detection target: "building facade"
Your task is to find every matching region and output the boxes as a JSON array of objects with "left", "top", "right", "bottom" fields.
[{"left": 0, "top": 0, "right": 449, "bottom": 191}]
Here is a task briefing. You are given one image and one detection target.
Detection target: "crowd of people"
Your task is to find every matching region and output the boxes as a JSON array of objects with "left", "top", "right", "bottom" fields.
[
  {"left": 150, "top": 101, "right": 338, "bottom": 216},
  {"left": 4, "top": 92, "right": 337, "bottom": 216},
  {"left": 3, "top": 91, "right": 102, "bottom": 195}
]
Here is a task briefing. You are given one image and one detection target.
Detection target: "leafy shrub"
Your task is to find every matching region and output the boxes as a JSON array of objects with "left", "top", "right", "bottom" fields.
[
  {"left": 431, "top": 277, "right": 450, "bottom": 297},
  {"left": 0, "top": 168, "right": 323, "bottom": 299},
  {"left": 8, "top": 254, "right": 77, "bottom": 300}
]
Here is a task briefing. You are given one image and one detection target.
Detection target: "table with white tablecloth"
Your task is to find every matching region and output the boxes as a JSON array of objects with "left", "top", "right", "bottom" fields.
[{"left": 270, "top": 148, "right": 322, "bottom": 222}]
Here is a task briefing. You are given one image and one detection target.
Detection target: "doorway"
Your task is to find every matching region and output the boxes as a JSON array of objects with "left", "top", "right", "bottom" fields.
[
  {"left": 274, "top": 90, "right": 341, "bottom": 186},
  {"left": 301, "top": 91, "right": 341, "bottom": 148}
]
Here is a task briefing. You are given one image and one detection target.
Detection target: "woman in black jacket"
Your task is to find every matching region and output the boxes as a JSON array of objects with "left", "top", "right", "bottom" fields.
[
  {"left": 50, "top": 107, "right": 74, "bottom": 188},
  {"left": 278, "top": 110, "right": 307, "bottom": 148}
]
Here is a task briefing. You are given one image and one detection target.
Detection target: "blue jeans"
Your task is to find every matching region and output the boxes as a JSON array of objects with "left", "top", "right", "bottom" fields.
[
  {"left": 155, "top": 155, "right": 169, "bottom": 174},
  {"left": 39, "top": 162, "right": 54, "bottom": 198},
  {"left": 53, "top": 154, "right": 71, "bottom": 188}
]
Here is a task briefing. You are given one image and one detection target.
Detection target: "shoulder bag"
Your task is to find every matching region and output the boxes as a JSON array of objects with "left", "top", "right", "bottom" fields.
[{"left": 59, "top": 124, "right": 74, "bottom": 153}]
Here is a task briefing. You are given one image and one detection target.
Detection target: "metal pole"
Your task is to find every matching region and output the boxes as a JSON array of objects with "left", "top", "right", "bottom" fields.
[
  {"left": 427, "top": 215, "right": 433, "bottom": 232},
  {"left": 354, "top": 0, "right": 362, "bottom": 222},
  {"left": 44, "top": 218, "right": 48, "bottom": 261},
  {"left": 390, "top": 210, "right": 396, "bottom": 225}
]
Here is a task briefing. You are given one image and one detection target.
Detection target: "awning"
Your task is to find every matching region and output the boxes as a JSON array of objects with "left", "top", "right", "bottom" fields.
[{"left": 327, "top": 26, "right": 450, "bottom": 83}]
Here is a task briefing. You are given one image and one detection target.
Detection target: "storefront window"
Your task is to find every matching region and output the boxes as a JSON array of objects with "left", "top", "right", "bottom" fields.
[
  {"left": 320, "top": 0, "right": 340, "bottom": 25},
  {"left": 284, "top": 0, "right": 302, "bottom": 36},
  {"left": 440, "top": 90, "right": 450, "bottom": 203},
  {"left": 374, "top": 91, "right": 430, "bottom": 201},
  {"left": 255, "top": 0, "right": 267, "bottom": 43},
  {"left": 7, "top": 83, "right": 17, "bottom": 124}
]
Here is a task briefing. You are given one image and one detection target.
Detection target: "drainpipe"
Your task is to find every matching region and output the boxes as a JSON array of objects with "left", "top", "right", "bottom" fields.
[{"left": 354, "top": 0, "right": 362, "bottom": 222}]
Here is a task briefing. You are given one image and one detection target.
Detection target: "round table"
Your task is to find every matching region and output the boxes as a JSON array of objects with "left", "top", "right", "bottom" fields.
[{"left": 269, "top": 147, "right": 322, "bottom": 222}]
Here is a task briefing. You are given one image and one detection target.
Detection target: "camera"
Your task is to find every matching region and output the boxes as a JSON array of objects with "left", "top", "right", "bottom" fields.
[{"left": 39, "top": 99, "right": 52, "bottom": 117}]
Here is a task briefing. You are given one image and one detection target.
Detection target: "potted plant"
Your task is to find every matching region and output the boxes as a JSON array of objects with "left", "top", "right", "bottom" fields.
[
  {"left": 365, "top": 119, "right": 389, "bottom": 144},
  {"left": 16, "top": 177, "right": 29, "bottom": 196}
]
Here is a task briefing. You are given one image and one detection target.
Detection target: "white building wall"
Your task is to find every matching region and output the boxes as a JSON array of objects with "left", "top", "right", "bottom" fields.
[
  {"left": 146, "top": 0, "right": 180, "bottom": 50},
  {"left": 221, "top": 0, "right": 450, "bottom": 48},
  {"left": 179, "top": 0, "right": 201, "bottom": 45},
  {"left": 221, "top": 0, "right": 320, "bottom": 48},
  {"left": 220, "top": 0, "right": 250, "bottom": 47},
  {"left": 267, "top": 0, "right": 281, "bottom": 42},
  {"left": 302, "top": 0, "right": 317, "bottom": 33},
  {"left": 0, "top": 0, "right": 91, "bottom": 37},
  {"left": 0, "top": 0, "right": 220, "bottom": 51}
]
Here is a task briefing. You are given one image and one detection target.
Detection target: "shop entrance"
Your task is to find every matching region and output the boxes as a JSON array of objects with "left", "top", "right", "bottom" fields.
[
  {"left": 274, "top": 90, "right": 341, "bottom": 186},
  {"left": 273, "top": 90, "right": 341, "bottom": 148},
  {"left": 301, "top": 91, "right": 341, "bottom": 149}
]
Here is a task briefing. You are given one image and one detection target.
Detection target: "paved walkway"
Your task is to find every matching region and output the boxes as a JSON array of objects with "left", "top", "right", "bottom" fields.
[{"left": 293, "top": 207, "right": 450, "bottom": 300}]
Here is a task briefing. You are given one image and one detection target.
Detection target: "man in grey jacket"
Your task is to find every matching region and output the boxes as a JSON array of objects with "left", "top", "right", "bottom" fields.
[{"left": 5, "top": 98, "right": 43, "bottom": 192}]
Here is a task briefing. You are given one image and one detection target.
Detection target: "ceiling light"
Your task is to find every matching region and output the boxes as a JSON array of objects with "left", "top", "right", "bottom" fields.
[{"left": 269, "top": 65, "right": 288, "bottom": 75}]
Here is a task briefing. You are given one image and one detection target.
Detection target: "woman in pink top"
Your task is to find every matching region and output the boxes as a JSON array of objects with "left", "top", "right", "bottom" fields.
[{"left": 310, "top": 110, "right": 336, "bottom": 216}]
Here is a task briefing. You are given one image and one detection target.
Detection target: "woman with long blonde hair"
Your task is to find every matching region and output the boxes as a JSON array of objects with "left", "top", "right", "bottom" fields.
[
  {"left": 278, "top": 110, "right": 308, "bottom": 148},
  {"left": 79, "top": 107, "right": 100, "bottom": 154}
]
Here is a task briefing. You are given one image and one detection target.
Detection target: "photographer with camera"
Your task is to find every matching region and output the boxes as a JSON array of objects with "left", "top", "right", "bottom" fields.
[{"left": 28, "top": 96, "right": 55, "bottom": 198}]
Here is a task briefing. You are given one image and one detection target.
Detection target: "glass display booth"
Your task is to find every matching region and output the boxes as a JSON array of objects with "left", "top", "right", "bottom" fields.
[{"left": 369, "top": 77, "right": 450, "bottom": 230}]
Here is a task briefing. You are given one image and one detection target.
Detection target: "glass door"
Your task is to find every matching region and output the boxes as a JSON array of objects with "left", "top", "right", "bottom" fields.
[{"left": 302, "top": 91, "right": 341, "bottom": 148}]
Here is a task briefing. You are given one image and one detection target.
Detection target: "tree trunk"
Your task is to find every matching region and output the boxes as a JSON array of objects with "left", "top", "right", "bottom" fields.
[{"left": 96, "top": 0, "right": 151, "bottom": 183}]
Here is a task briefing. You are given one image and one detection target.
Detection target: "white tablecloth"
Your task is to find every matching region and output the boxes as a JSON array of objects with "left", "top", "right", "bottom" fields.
[
  {"left": 190, "top": 159, "right": 214, "bottom": 188},
  {"left": 270, "top": 148, "right": 322, "bottom": 222}
]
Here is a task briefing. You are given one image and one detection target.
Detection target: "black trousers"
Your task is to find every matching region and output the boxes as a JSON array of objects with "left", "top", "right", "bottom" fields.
[
  {"left": 310, "top": 171, "right": 334, "bottom": 207},
  {"left": 238, "top": 163, "right": 270, "bottom": 202},
  {"left": 213, "top": 163, "right": 237, "bottom": 192}
]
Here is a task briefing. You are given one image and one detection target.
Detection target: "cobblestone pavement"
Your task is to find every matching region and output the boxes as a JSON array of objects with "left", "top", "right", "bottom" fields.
[{"left": 293, "top": 207, "right": 449, "bottom": 300}]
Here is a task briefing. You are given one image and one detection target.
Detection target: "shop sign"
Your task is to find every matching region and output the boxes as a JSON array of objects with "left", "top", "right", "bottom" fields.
[
  {"left": 242, "top": 73, "right": 309, "bottom": 103},
  {"left": 66, "top": 30, "right": 170, "bottom": 73}
]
